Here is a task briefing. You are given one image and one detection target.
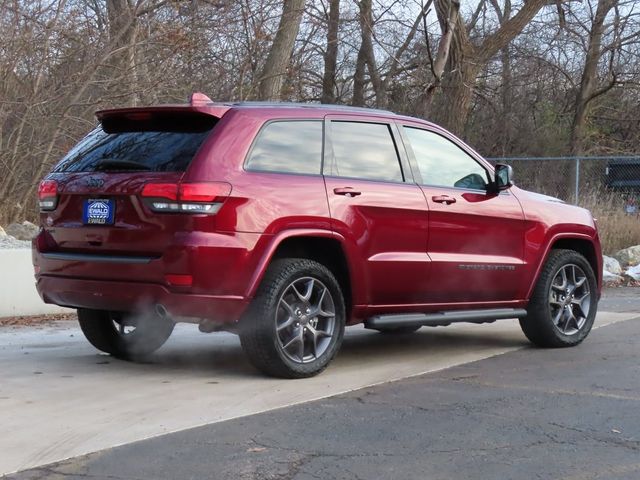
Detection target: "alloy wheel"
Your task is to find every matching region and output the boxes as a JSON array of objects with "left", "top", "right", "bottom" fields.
[
  {"left": 275, "top": 277, "right": 336, "bottom": 364},
  {"left": 548, "top": 263, "right": 591, "bottom": 335}
]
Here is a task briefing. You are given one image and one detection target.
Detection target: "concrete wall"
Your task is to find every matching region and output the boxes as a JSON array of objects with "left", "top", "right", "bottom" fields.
[{"left": 0, "top": 249, "right": 72, "bottom": 317}]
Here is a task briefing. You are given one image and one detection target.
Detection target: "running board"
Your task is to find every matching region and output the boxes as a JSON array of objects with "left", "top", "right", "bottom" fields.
[{"left": 364, "top": 308, "right": 527, "bottom": 329}]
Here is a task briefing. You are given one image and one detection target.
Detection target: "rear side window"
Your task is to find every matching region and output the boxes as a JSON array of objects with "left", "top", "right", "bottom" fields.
[
  {"left": 328, "top": 121, "right": 403, "bottom": 182},
  {"left": 53, "top": 113, "right": 216, "bottom": 173},
  {"left": 245, "top": 120, "right": 323, "bottom": 175}
]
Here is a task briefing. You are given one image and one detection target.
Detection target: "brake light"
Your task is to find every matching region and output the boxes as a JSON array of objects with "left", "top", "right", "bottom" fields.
[
  {"left": 141, "top": 183, "right": 178, "bottom": 201},
  {"left": 141, "top": 182, "right": 231, "bottom": 214},
  {"left": 125, "top": 112, "right": 152, "bottom": 121},
  {"left": 38, "top": 180, "right": 58, "bottom": 211},
  {"left": 179, "top": 183, "right": 231, "bottom": 202}
]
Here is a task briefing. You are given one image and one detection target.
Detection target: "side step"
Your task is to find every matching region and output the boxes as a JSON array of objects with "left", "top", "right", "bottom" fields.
[{"left": 364, "top": 308, "right": 527, "bottom": 330}]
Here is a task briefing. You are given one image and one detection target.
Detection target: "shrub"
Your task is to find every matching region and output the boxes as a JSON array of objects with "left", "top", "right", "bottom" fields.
[{"left": 579, "top": 188, "right": 640, "bottom": 255}]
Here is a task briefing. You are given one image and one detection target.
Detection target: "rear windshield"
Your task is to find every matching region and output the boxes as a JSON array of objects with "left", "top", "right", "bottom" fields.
[{"left": 53, "top": 113, "right": 217, "bottom": 173}]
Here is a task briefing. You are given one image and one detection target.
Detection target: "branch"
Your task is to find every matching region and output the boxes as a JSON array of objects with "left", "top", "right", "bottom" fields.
[
  {"left": 422, "top": 0, "right": 436, "bottom": 79},
  {"left": 384, "top": 0, "right": 432, "bottom": 84},
  {"left": 423, "top": 0, "right": 459, "bottom": 100},
  {"left": 478, "top": 0, "right": 548, "bottom": 62},
  {"left": 586, "top": 72, "right": 619, "bottom": 104},
  {"left": 467, "top": 0, "right": 486, "bottom": 30}
]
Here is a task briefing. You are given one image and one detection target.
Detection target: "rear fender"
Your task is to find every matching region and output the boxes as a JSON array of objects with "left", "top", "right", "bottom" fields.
[{"left": 244, "top": 229, "right": 363, "bottom": 303}]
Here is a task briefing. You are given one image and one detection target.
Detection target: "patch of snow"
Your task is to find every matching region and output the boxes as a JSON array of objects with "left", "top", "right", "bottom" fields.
[
  {"left": 0, "top": 235, "right": 31, "bottom": 249},
  {"left": 625, "top": 264, "right": 640, "bottom": 281},
  {"left": 603, "top": 270, "right": 623, "bottom": 284}
]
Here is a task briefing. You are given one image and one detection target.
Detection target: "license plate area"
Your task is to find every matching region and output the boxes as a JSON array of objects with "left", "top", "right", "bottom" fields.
[{"left": 83, "top": 198, "right": 115, "bottom": 225}]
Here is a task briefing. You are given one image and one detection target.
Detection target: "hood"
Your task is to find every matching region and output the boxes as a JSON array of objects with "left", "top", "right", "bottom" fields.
[{"left": 514, "top": 188, "right": 566, "bottom": 204}]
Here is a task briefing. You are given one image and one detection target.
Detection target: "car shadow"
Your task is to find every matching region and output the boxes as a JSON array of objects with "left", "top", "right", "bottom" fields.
[{"left": 77, "top": 323, "right": 529, "bottom": 379}]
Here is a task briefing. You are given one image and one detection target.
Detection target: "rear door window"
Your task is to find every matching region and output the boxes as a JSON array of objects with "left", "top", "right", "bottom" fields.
[
  {"left": 245, "top": 120, "right": 323, "bottom": 175},
  {"left": 327, "top": 121, "right": 404, "bottom": 182},
  {"left": 53, "top": 113, "right": 216, "bottom": 173}
]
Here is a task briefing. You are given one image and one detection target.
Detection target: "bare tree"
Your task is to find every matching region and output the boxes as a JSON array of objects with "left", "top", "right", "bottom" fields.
[
  {"left": 353, "top": 0, "right": 384, "bottom": 106},
  {"left": 421, "top": 0, "right": 456, "bottom": 113},
  {"left": 432, "top": 0, "right": 553, "bottom": 135},
  {"left": 570, "top": 0, "right": 617, "bottom": 155},
  {"left": 321, "top": 0, "right": 340, "bottom": 103},
  {"left": 105, "top": 0, "right": 139, "bottom": 105},
  {"left": 257, "top": 0, "right": 306, "bottom": 100}
]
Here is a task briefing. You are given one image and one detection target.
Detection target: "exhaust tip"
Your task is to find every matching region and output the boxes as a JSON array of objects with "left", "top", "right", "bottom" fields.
[{"left": 155, "top": 304, "right": 169, "bottom": 318}]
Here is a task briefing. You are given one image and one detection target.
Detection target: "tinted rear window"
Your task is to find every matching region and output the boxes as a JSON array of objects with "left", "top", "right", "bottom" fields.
[
  {"left": 245, "top": 120, "right": 323, "bottom": 175},
  {"left": 328, "top": 121, "right": 403, "bottom": 182},
  {"left": 53, "top": 113, "right": 216, "bottom": 173}
]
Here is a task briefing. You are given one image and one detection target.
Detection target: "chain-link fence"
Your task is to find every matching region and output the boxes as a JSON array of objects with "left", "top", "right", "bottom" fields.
[{"left": 488, "top": 156, "right": 640, "bottom": 209}]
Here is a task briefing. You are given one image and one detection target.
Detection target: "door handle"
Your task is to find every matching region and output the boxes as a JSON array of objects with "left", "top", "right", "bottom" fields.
[
  {"left": 333, "top": 187, "right": 361, "bottom": 197},
  {"left": 432, "top": 195, "right": 456, "bottom": 205}
]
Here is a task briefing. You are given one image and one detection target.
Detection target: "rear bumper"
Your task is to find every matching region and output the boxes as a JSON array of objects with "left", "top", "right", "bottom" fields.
[{"left": 36, "top": 275, "right": 249, "bottom": 323}]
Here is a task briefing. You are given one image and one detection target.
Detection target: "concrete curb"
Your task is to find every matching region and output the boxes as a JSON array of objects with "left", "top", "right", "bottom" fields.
[{"left": 0, "top": 248, "right": 72, "bottom": 317}]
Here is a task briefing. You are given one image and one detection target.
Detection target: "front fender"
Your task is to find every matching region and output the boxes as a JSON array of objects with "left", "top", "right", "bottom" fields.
[{"left": 525, "top": 230, "right": 602, "bottom": 300}]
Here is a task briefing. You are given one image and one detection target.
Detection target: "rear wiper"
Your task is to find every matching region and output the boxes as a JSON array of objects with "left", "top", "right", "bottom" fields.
[{"left": 94, "top": 159, "right": 151, "bottom": 171}]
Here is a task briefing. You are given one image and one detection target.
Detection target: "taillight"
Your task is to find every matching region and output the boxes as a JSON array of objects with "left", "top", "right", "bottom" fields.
[
  {"left": 38, "top": 180, "right": 58, "bottom": 211},
  {"left": 141, "top": 183, "right": 178, "bottom": 201},
  {"left": 141, "top": 182, "right": 231, "bottom": 214},
  {"left": 164, "top": 274, "right": 193, "bottom": 287}
]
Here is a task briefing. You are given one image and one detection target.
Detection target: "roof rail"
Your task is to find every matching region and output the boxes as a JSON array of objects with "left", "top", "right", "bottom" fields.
[{"left": 230, "top": 101, "right": 394, "bottom": 115}]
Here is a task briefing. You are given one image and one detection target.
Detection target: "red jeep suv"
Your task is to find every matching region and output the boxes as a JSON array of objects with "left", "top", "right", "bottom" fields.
[{"left": 33, "top": 93, "right": 602, "bottom": 378}]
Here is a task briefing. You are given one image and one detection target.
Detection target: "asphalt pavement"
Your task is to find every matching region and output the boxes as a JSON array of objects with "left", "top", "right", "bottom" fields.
[{"left": 3, "top": 287, "right": 640, "bottom": 480}]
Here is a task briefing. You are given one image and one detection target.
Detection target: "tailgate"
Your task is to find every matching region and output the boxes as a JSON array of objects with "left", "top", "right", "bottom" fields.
[{"left": 38, "top": 109, "right": 219, "bottom": 257}]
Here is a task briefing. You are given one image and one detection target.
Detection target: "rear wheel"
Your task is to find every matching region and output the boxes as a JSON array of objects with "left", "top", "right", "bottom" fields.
[
  {"left": 239, "top": 258, "right": 346, "bottom": 378},
  {"left": 520, "top": 249, "right": 597, "bottom": 348},
  {"left": 78, "top": 308, "right": 175, "bottom": 359}
]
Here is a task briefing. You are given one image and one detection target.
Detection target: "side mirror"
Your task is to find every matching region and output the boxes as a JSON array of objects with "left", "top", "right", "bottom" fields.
[{"left": 493, "top": 163, "right": 513, "bottom": 192}]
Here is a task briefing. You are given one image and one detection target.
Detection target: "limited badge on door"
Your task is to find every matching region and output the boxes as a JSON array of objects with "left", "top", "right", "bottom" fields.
[{"left": 83, "top": 198, "right": 115, "bottom": 225}]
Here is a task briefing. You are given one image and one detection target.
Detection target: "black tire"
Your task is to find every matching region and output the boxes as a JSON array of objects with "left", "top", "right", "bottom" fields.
[
  {"left": 239, "top": 258, "right": 346, "bottom": 378},
  {"left": 520, "top": 249, "right": 598, "bottom": 348},
  {"left": 374, "top": 326, "right": 421, "bottom": 334},
  {"left": 78, "top": 308, "right": 175, "bottom": 359}
]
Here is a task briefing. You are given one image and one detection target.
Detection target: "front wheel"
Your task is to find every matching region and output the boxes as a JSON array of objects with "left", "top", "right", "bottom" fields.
[
  {"left": 520, "top": 249, "right": 598, "bottom": 348},
  {"left": 78, "top": 308, "right": 175, "bottom": 359},
  {"left": 239, "top": 258, "right": 346, "bottom": 378}
]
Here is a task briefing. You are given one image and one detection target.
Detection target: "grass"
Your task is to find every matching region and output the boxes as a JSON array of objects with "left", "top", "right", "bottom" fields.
[{"left": 579, "top": 188, "right": 640, "bottom": 256}]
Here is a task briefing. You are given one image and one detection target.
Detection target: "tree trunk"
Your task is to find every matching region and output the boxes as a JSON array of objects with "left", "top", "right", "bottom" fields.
[
  {"left": 431, "top": 0, "right": 548, "bottom": 136},
  {"left": 257, "top": 0, "right": 305, "bottom": 101},
  {"left": 490, "top": 0, "right": 513, "bottom": 154},
  {"left": 351, "top": 0, "right": 385, "bottom": 107},
  {"left": 570, "top": 0, "right": 615, "bottom": 155},
  {"left": 352, "top": 42, "right": 367, "bottom": 106},
  {"left": 106, "top": 0, "right": 138, "bottom": 106},
  {"left": 422, "top": 0, "right": 459, "bottom": 115},
  {"left": 321, "top": 0, "right": 340, "bottom": 104},
  {"left": 434, "top": 63, "right": 480, "bottom": 135},
  {"left": 498, "top": 44, "right": 513, "bottom": 154}
]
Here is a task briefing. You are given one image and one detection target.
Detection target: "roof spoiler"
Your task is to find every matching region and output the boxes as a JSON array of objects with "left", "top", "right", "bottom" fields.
[{"left": 189, "top": 92, "right": 213, "bottom": 106}]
